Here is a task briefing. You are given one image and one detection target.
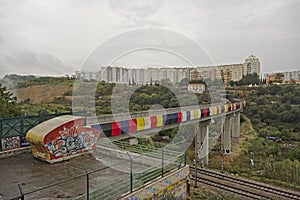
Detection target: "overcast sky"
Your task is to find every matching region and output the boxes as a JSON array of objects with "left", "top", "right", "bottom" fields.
[{"left": 0, "top": 0, "right": 299, "bottom": 77}]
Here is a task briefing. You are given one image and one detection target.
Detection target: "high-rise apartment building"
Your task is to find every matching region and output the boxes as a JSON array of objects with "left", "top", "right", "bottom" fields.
[{"left": 243, "top": 55, "right": 261, "bottom": 76}]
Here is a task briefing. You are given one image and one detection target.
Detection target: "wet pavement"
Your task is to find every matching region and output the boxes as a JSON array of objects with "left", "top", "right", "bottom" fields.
[{"left": 0, "top": 153, "right": 129, "bottom": 199}]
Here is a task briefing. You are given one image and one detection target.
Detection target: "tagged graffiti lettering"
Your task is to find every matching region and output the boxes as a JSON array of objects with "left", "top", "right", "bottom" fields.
[
  {"left": 45, "top": 126, "right": 98, "bottom": 157},
  {"left": 20, "top": 136, "right": 30, "bottom": 147},
  {"left": 1, "top": 136, "right": 21, "bottom": 150}
]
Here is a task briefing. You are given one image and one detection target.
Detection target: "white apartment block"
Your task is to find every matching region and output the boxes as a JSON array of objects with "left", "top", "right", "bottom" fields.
[
  {"left": 283, "top": 71, "right": 300, "bottom": 82},
  {"left": 75, "top": 55, "right": 261, "bottom": 85},
  {"left": 243, "top": 55, "right": 261, "bottom": 76}
]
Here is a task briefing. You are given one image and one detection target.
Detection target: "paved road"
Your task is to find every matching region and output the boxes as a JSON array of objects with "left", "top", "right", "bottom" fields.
[{"left": 0, "top": 153, "right": 128, "bottom": 200}]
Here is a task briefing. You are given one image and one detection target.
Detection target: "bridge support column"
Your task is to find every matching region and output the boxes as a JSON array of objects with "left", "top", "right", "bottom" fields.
[
  {"left": 231, "top": 112, "right": 240, "bottom": 143},
  {"left": 223, "top": 117, "right": 231, "bottom": 155},
  {"left": 195, "top": 121, "right": 210, "bottom": 166}
]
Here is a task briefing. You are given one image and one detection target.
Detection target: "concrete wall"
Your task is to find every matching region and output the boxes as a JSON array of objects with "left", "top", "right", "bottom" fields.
[{"left": 121, "top": 166, "right": 189, "bottom": 200}]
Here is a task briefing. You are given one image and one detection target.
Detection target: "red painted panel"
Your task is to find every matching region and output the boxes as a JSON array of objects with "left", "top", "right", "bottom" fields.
[
  {"left": 178, "top": 112, "right": 182, "bottom": 123},
  {"left": 150, "top": 116, "right": 157, "bottom": 128},
  {"left": 203, "top": 108, "right": 208, "bottom": 117},
  {"left": 112, "top": 122, "right": 121, "bottom": 136},
  {"left": 129, "top": 118, "right": 137, "bottom": 133}
]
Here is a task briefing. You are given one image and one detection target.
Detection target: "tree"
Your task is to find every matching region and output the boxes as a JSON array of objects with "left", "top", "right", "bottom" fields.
[
  {"left": 0, "top": 84, "right": 21, "bottom": 118},
  {"left": 237, "top": 73, "right": 261, "bottom": 86}
]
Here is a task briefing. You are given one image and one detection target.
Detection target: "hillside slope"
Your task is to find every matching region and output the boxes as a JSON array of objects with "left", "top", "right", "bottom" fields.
[{"left": 12, "top": 85, "right": 72, "bottom": 104}]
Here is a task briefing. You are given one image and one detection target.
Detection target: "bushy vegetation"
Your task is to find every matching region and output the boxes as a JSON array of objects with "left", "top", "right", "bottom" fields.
[
  {"left": 0, "top": 84, "right": 21, "bottom": 118},
  {"left": 93, "top": 81, "right": 212, "bottom": 115},
  {"left": 223, "top": 84, "right": 300, "bottom": 188},
  {"left": 2, "top": 74, "right": 74, "bottom": 89},
  {"left": 244, "top": 85, "right": 300, "bottom": 142}
]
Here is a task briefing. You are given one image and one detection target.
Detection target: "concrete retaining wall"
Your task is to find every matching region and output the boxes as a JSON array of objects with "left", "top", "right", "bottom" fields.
[
  {"left": 0, "top": 146, "right": 31, "bottom": 159},
  {"left": 120, "top": 165, "right": 190, "bottom": 200}
]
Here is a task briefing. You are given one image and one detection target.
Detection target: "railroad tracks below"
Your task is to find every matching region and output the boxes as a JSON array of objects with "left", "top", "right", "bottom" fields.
[{"left": 189, "top": 166, "right": 300, "bottom": 200}]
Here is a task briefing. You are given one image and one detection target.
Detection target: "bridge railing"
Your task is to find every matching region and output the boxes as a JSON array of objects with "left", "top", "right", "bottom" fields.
[
  {"left": 88, "top": 103, "right": 225, "bottom": 124},
  {"left": 73, "top": 176, "right": 142, "bottom": 200},
  {"left": 98, "top": 138, "right": 183, "bottom": 158},
  {"left": 73, "top": 141, "right": 186, "bottom": 200}
]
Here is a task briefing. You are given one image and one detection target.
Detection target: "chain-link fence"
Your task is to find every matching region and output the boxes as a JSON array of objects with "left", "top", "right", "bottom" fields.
[{"left": 11, "top": 141, "right": 186, "bottom": 200}]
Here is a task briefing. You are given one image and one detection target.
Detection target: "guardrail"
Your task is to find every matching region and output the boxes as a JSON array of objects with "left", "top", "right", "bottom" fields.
[{"left": 87, "top": 102, "right": 232, "bottom": 124}]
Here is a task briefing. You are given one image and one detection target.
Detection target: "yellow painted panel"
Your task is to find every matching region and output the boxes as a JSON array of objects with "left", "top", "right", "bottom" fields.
[
  {"left": 136, "top": 117, "right": 145, "bottom": 131},
  {"left": 210, "top": 107, "right": 215, "bottom": 115},
  {"left": 225, "top": 104, "right": 228, "bottom": 112},
  {"left": 193, "top": 109, "right": 199, "bottom": 119},
  {"left": 156, "top": 115, "right": 163, "bottom": 127}
]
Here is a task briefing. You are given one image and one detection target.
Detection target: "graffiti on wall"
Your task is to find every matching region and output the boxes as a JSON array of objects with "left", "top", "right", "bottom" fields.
[
  {"left": 45, "top": 126, "right": 100, "bottom": 158},
  {"left": 1, "top": 136, "right": 21, "bottom": 151},
  {"left": 125, "top": 166, "right": 189, "bottom": 200},
  {"left": 20, "top": 136, "right": 29, "bottom": 147}
]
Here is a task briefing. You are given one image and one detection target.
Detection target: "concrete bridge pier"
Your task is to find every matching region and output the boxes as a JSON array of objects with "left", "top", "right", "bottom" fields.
[
  {"left": 231, "top": 112, "right": 241, "bottom": 143},
  {"left": 195, "top": 120, "right": 210, "bottom": 166},
  {"left": 223, "top": 117, "right": 231, "bottom": 155}
]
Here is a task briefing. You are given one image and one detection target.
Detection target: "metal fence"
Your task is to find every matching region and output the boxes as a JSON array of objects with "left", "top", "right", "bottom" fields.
[
  {"left": 11, "top": 141, "right": 186, "bottom": 200},
  {"left": 0, "top": 111, "right": 86, "bottom": 151}
]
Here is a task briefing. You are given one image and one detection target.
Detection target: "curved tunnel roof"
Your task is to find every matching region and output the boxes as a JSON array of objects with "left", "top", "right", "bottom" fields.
[{"left": 26, "top": 115, "right": 85, "bottom": 145}]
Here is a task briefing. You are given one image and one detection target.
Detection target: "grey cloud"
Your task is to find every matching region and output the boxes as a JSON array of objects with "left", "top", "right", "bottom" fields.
[
  {"left": 0, "top": 50, "right": 74, "bottom": 76},
  {"left": 0, "top": 0, "right": 299, "bottom": 76},
  {"left": 108, "top": 0, "right": 164, "bottom": 27}
]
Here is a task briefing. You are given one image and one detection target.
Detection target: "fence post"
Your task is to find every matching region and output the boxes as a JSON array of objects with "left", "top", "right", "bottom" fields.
[
  {"left": 162, "top": 147, "right": 164, "bottom": 177},
  {"left": 126, "top": 152, "right": 133, "bottom": 193},
  {"left": 194, "top": 159, "right": 198, "bottom": 188},
  {"left": 0, "top": 118, "right": 2, "bottom": 151},
  {"left": 18, "top": 183, "right": 24, "bottom": 200},
  {"left": 39, "top": 111, "right": 43, "bottom": 123},
  {"left": 84, "top": 166, "right": 89, "bottom": 200},
  {"left": 20, "top": 116, "right": 24, "bottom": 139}
]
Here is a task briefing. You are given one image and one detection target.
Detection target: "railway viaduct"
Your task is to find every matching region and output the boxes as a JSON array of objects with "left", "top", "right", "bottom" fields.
[{"left": 0, "top": 101, "right": 244, "bottom": 199}]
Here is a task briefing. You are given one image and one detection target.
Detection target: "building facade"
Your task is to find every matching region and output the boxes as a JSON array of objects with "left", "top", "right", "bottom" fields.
[
  {"left": 75, "top": 55, "right": 261, "bottom": 85},
  {"left": 264, "top": 71, "right": 300, "bottom": 84},
  {"left": 188, "top": 83, "right": 205, "bottom": 93},
  {"left": 243, "top": 55, "right": 261, "bottom": 76},
  {"left": 283, "top": 71, "right": 300, "bottom": 82}
]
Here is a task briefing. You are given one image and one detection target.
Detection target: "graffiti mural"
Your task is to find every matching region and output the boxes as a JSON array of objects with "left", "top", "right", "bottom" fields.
[
  {"left": 124, "top": 166, "right": 189, "bottom": 200},
  {"left": 1, "top": 136, "right": 21, "bottom": 151},
  {"left": 45, "top": 126, "right": 99, "bottom": 157},
  {"left": 26, "top": 115, "right": 101, "bottom": 163}
]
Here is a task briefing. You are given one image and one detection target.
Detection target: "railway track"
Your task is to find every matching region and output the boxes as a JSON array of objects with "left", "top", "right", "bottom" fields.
[{"left": 189, "top": 166, "right": 300, "bottom": 200}]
